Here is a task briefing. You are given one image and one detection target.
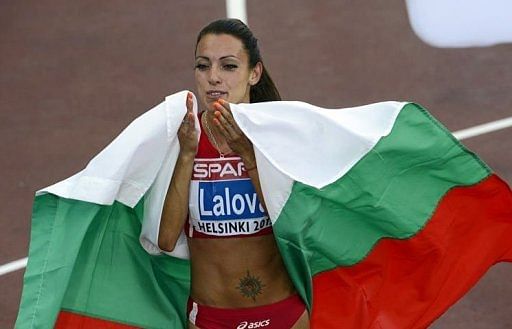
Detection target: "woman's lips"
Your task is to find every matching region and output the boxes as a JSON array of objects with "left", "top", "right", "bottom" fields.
[{"left": 206, "top": 91, "right": 227, "bottom": 100}]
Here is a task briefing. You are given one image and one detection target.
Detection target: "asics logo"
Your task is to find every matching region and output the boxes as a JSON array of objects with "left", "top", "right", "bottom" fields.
[{"left": 237, "top": 319, "right": 271, "bottom": 329}]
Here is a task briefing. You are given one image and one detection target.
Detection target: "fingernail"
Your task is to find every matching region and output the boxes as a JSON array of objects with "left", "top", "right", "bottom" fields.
[
  {"left": 214, "top": 111, "right": 221, "bottom": 117},
  {"left": 213, "top": 118, "right": 220, "bottom": 125}
]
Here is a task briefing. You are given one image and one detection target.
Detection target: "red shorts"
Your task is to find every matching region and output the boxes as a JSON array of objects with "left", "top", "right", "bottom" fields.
[{"left": 187, "top": 294, "right": 306, "bottom": 329}]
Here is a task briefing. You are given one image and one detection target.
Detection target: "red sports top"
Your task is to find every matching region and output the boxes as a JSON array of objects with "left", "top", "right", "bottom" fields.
[{"left": 184, "top": 112, "right": 272, "bottom": 238}]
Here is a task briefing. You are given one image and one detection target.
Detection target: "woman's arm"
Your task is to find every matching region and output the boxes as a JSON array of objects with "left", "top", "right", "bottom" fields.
[
  {"left": 212, "top": 99, "right": 267, "bottom": 211},
  {"left": 158, "top": 92, "right": 197, "bottom": 252}
]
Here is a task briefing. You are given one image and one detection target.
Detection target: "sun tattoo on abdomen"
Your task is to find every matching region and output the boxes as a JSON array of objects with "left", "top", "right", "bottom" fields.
[{"left": 236, "top": 270, "right": 265, "bottom": 301}]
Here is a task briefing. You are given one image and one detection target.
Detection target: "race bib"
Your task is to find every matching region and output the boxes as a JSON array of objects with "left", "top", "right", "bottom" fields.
[{"left": 189, "top": 157, "right": 270, "bottom": 236}]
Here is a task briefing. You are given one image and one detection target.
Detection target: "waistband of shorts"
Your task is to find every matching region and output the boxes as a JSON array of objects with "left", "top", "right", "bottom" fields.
[{"left": 187, "top": 293, "right": 303, "bottom": 316}]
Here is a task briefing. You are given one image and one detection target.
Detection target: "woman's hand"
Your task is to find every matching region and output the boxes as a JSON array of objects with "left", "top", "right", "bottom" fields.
[
  {"left": 213, "top": 99, "right": 266, "bottom": 210},
  {"left": 160, "top": 92, "right": 196, "bottom": 252},
  {"left": 178, "top": 92, "right": 198, "bottom": 157},
  {"left": 212, "top": 99, "right": 256, "bottom": 168}
]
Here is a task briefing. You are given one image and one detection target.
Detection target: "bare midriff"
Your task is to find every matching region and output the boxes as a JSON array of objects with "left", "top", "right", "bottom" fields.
[{"left": 188, "top": 233, "right": 296, "bottom": 308}]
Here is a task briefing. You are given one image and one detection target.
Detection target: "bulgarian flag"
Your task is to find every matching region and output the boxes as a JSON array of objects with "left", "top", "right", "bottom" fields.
[{"left": 16, "top": 91, "right": 512, "bottom": 328}]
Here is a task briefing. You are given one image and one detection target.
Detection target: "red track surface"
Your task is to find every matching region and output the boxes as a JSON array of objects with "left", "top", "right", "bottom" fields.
[{"left": 1, "top": 1, "right": 511, "bottom": 328}]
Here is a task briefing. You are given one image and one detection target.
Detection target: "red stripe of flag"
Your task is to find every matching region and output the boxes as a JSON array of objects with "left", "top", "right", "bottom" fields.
[
  {"left": 55, "top": 310, "right": 140, "bottom": 329},
  {"left": 311, "top": 174, "right": 512, "bottom": 328}
]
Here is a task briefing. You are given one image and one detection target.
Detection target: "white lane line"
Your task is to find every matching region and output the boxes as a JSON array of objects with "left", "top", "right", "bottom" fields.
[
  {"left": 226, "top": 0, "right": 247, "bottom": 24},
  {"left": 454, "top": 116, "right": 512, "bottom": 140},
  {"left": 0, "top": 257, "right": 27, "bottom": 276},
  {"left": 0, "top": 117, "right": 511, "bottom": 277}
]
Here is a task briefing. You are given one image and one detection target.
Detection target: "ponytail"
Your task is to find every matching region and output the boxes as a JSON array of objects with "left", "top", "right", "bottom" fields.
[{"left": 251, "top": 65, "right": 281, "bottom": 102}]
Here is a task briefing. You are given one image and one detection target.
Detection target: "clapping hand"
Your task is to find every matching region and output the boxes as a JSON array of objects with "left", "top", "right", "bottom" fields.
[
  {"left": 212, "top": 99, "right": 255, "bottom": 166},
  {"left": 178, "top": 92, "right": 198, "bottom": 157}
]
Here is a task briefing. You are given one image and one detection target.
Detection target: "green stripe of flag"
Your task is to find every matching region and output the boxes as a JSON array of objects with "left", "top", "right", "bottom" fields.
[{"left": 16, "top": 194, "right": 190, "bottom": 329}]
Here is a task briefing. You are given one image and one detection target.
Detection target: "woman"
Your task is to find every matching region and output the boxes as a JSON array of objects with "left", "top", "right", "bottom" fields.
[{"left": 157, "top": 19, "right": 309, "bottom": 329}]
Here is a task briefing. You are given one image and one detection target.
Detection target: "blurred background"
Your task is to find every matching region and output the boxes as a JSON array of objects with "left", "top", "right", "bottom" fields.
[{"left": 1, "top": 1, "right": 511, "bottom": 328}]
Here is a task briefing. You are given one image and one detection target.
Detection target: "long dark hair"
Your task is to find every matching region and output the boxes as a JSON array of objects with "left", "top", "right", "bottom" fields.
[{"left": 195, "top": 19, "right": 281, "bottom": 102}]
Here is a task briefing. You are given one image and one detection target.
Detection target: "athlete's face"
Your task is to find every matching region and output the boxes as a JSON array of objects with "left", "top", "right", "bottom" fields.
[{"left": 194, "top": 33, "right": 262, "bottom": 111}]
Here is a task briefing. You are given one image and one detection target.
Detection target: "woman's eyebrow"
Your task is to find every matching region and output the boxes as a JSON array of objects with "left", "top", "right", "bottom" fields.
[
  {"left": 219, "top": 55, "right": 239, "bottom": 60},
  {"left": 195, "top": 55, "right": 239, "bottom": 60}
]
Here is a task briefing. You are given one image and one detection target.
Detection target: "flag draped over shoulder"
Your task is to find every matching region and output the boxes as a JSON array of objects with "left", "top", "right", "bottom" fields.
[
  {"left": 16, "top": 91, "right": 512, "bottom": 329},
  {"left": 16, "top": 91, "right": 195, "bottom": 329},
  {"left": 237, "top": 102, "right": 512, "bottom": 328}
]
